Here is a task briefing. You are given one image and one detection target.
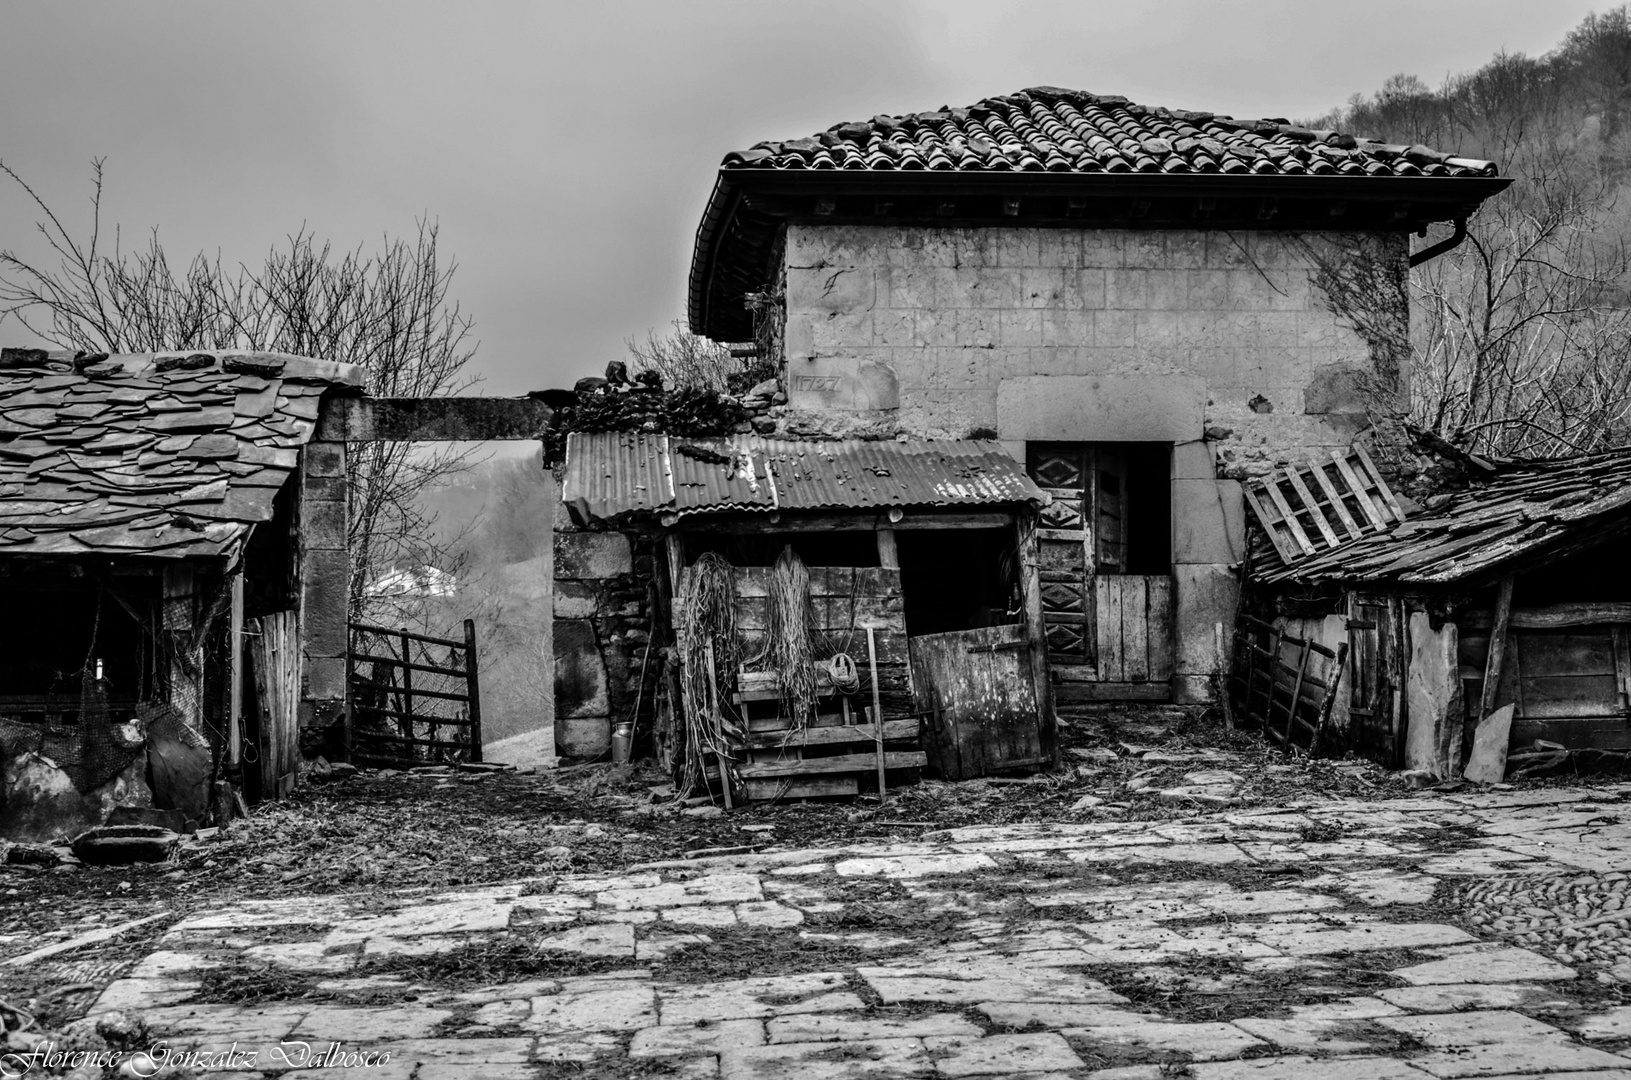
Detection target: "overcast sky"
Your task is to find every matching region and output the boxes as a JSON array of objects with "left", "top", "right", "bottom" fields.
[{"left": 0, "top": 1, "right": 1603, "bottom": 397}]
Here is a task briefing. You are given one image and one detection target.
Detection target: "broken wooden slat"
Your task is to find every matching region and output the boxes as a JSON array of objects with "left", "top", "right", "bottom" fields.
[
  {"left": 1264, "top": 481, "right": 1317, "bottom": 556},
  {"left": 1331, "top": 450, "right": 1386, "bottom": 529},
  {"left": 1284, "top": 467, "right": 1339, "bottom": 548},
  {"left": 1310, "top": 461, "right": 1364, "bottom": 539},
  {"left": 1479, "top": 576, "right": 1515, "bottom": 725},
  {"left": 1354, "top": 444, "right": 1407, "bottom": 522},
  {"left": 1243, "top": 484, "right": 1303, "bottom": 563}
]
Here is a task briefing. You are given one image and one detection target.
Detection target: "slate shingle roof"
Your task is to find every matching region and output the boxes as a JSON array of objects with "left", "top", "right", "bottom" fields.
[
  {"left": 1253, "top": 449, "right": 1631, "bottom": 587},
  {"left": 0, "top": 349, "right": 362, "bottom": 558},
  {"left": 723, "top": 86, "right": 1499, "bottom": 178}
]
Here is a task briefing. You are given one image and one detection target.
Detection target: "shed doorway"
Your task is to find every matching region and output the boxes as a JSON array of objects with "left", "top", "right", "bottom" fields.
[{"left": 1027, "top": 441, "right": 1173, "bottom": 701}]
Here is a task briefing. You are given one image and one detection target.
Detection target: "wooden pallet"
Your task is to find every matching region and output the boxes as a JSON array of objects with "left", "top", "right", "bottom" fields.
[
  {"left": 732, "top": 670, "right": 925, "bottom": 802},
  {"left": 1244, "top": 446, "right": 1405, "bottom": 563}
]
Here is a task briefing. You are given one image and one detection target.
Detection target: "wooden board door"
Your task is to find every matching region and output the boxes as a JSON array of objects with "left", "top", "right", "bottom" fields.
[
  {"left": 909, "top": 624, "right": 1047, "bottom": 778},
  {"left": 1027, "top": 443, "right": 1172, "bottom": 699}
]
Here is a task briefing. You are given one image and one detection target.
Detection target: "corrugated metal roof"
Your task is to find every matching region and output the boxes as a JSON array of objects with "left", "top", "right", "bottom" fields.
[
  {"left": 563, "top": 433, "right": 1044, "bottom": 524},
  {"left": 1254, "top": 447, "right": 1631, "bottom": 587}
]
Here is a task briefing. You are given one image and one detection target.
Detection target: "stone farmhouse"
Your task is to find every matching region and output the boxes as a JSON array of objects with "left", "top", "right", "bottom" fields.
[{"left": 680, "top": 85, "right": 1510, "bottom": 708}]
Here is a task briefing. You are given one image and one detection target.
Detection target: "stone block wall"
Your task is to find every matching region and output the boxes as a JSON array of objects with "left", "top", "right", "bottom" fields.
[
  {"left": 551, "top": 501, "right": 656, "bottom": 760},
  {"left": 758, "top": 223, "right": 1410, "bottom": 701}
]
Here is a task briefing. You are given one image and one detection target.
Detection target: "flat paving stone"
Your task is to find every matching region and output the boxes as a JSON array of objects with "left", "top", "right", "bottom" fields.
[
  {"left": 1309, "top": 868, "right": 1440, "bottom": 905},
  {"left": 1242, "top": 921, "right": 1473, "bottom": 955},
  {"left": 377, "top": 1037, "right": 534, "bottom": 1064},
  {"left": 1565, "top": 1005, "right": 1631, "bottom": 1039},
  {"left": 1389, "top": 945, "right": 1577, "bottom": 984},
  {"left": 599, "top": 874, "right": 764, "bottom": 910},
  {"left": 736, "top": 901, "right": 803, "bottom": 927},
  {"left": 833, "top": 853, "right": 997, "bottom": 878},
  {"left": 1375, "top": 1009, "right": 1565, "bottom": 1047},
  {"left": 1062, "top": 1020, "right": 1266, "bottom": 1061},
  {"left": 719, "top": 1036, "right": 930, "bottom": 1079},
  {"left": 289, "top": 1005, "right": 456, "bottom": 1042},
  {"left": 859, "top": 962, "right": 1126, "bottom": 1005},
  {"left": 1197, "top": 889, "right": 1342, "bottom": 916},
  {"left": 529, "top": 985, "right": 657, "bottom": 1033},
  {"left": 533, "top": 1030, "right": 626, "bottom": 1061},
  {"left": 1230, "top": 1015, "right": 1383, "bottom": 1054},
  {"left": 1187, "top": 1056, "right": 1424, "bottom": 1079},
  {"left": 659, "top": 973, "right": 859, "bottom": 1025},
  {"left": 768, "top": 1012, "right": 980, "bottom": 1043},
  {"left": 1404, "top": 1043, "right": 1631, "bottom": 1078},
  {"left": 977, "top": 1003, "right": 1156, "bottom": 1030},
  {"left": 630, "top": 1019, "right": 766, "bottom": 1057},
  {"left": 1376, "top": 983, "right": 1576, "bottom": 1013},
  {"left": 924, "top": 1032, "right": 1085, "bottom": 1076},
  {"left": 662, "top": 905, "right": 740, "bottom": 927}
]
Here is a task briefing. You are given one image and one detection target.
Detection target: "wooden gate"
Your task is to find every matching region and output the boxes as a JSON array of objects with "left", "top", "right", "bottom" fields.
[
  {"left": 1027, "top": 442, "right": 1173, "bottom": 700},
  {"left": 1348, "top": 597, "right": 1405, "bottom": 767},
  {"left": 347, "top": 620, "right": 483, "bottom": 765},
  {"left": 909, "top": 623, "right": 1048, "bottom": 778}
]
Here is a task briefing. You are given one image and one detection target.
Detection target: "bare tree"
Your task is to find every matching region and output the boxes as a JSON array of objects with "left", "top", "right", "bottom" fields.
[{"left": 0, "top": 159, "right": 479, "bottom": 614}]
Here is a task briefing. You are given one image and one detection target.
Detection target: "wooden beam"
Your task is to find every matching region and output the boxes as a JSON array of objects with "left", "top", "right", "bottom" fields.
[
  {"left": 1479, "top": 576, "right": 1516, "bottom": 726},
  {"left": 1460, "top": 602, "right": 1631, "bottom": 631},
  {"left": 1015, "top": 510, "right": 1057, "bottom": 764},
  {"left": 744, "top": 718, "right": 918, "bottom": 748},
  {"left": 737, "top": 750, "right": 928, "bottom": 779},
  {"left": 317, "top": 396, "right": 554, "bottom": 442},
  {"left": 227, "top": 571, "right": 244, "bottom": 768}
]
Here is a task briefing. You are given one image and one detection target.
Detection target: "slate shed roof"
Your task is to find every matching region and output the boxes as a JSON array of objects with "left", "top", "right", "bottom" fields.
[
  {"left": 1254, "top": 449, "right": 1631, "bottom": 588},
  {"left": 562, "top": 432, "right": 1045, "bottom": 525},
  {"left": 690, "top": 85, "right": 1512, "bottom": 339},
  {"left": 0, "top": 348, "right": 362, "bottom": 559}
]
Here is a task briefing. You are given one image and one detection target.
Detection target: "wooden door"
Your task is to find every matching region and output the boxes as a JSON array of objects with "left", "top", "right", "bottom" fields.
[
  {"left": 909, "top": 624, "right": 1047, "bottom": 778},
  {"left": 1348, "top": 597, "right": 1403, "bottom": 767},
  {"left": 1027, "top": 443, "right": 1172, "bottom": 698}
]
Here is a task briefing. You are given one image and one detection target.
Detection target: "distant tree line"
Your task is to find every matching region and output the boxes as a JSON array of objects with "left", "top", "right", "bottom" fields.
[{"left": 1311, "top": 7, "right": 1631, "bottom": 458}]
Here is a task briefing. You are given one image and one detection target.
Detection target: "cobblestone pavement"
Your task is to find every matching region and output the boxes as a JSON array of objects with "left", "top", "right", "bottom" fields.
[{"left": 81, "top": 784, "right": 1631, "bottom": 1077}]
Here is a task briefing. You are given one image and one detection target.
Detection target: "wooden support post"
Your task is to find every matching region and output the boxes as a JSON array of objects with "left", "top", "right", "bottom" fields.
[
  {"left": 1309, "top": 642, "right": 1349, "bottom": 757},
  {"left": 399, "top": 628, "right": 415, "bottom": 750},
  {"left": 464, "top": 618, "right": 483, "bottom": 763},
  {"left": 867, "top": 627, "right": 886, "bottom": 801},
  {"left": 1286, "top": 638, "right": 1313, "bottom": 748},
  {"left": 705, "top": 641, "right": 732, "bottom": 810},
  {"left": 876, "top": 528, "right": 899, "bottom": 569},
  {"left": 1480, "top": 576, "right": 1515, "bottom": 723},
  {"left": 1014, "top": 511, "right": 1058, "bottom": 764},
  {"left": 227, "top": 571, "right": 244, "bottom": 768}
]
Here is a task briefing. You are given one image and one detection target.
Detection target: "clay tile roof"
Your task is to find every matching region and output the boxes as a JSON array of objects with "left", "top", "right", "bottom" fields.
[
  {"left": 723, "top": 87, "right": 1498, "bottom": 179},
  {"left": 1254, "top": 449, "right": 1631, "bottom": 587},
  {"left": 0, "top": 348, "right": 363, "bottom": 559}
]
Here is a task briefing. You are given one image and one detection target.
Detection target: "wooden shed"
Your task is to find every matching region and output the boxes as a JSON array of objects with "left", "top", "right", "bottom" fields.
[
  {"left": 1239, "top": 447, "right": 1631, "bottom": 779},
  {"left": 560, "top": 431, "right": 1060, "bottom": 800}
]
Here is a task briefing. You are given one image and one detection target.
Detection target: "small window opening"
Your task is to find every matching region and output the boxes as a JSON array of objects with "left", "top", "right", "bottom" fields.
[{"left": 897, "top": 527, "right": 1019, "bottom": 636}]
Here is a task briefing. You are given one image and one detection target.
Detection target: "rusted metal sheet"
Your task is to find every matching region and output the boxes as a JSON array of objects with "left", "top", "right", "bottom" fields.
[
  {"left": 562, "top": 432, "right": 1045, "bottom": 524},
  {"left": 1255, "top": 447, "right": 1631, "bottom": 587}
]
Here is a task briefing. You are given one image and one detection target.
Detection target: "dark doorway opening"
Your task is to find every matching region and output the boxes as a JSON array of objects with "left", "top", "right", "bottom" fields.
[{"left": 898, "top": 527, "right": 1018, "bottom": 636}]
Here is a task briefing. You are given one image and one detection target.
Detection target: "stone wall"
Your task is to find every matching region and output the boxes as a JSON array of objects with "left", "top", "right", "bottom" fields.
[
  {"left": 552, "top": 497, "right": 656, "bottom": 760},
  {"left": 757, "top": 224, "right": 1410, "bottom": 702}
]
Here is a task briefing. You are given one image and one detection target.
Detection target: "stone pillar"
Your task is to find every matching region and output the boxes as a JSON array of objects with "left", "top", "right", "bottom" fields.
[
  {"left": 1404, "top": 610, "right": 1463, "bottom": 779},
  {"left": 552, "top": 507, "right": 641, "bottom": 762},
  {"left": 298, "top": 437, "right": 349, "bottom": 743},
  {"left": 1170, "top": 440, "right": 1244, "bottom": 704}
]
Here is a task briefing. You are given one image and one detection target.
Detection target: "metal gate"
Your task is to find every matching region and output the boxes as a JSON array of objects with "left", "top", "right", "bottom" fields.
[{"left": 347, "top": 620, "right": 482, "bottom": 765}]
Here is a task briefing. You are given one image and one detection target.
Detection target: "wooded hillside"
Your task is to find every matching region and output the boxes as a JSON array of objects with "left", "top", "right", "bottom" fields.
[{"left": 1312, "top": 7, "right": 1631, "bottom": 459}]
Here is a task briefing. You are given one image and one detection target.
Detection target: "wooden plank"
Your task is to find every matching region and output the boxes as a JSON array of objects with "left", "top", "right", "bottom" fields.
[
  {"left": 1511, "top": 715, "right": 1631, "bottom": 750},
  {"left": 1038, "top": 528, "right": 1091, "bottom": 542},
  {"left": 678, "top": 511, "right": 1013, "bottom": 533},
  {"left": 1479, "top": 576, "right": 1515, "bottom": 724},
  {"left": 1264, "top": 480, "right": 1317, "bottom": 556},
  {"left": 1464, "top": 703, "right": 1515, "bottom": 784},
  {"left": 1122, "top": 576, "right": 1150, "bottom": 682},
  {"left": 1244, "top": 484, "right": 1303, "bottom": 563},
  {"left": 1353, "top": 444, "right": 1407, "bottom": 522},
  {"left": 1615, "top": 626, "right": 1631, "bottom": 712},
  {"left": 1146, "top": 576, "right": 1174, "bottom": 682},
  {"left": 876, "top": 528, "right": 899, "bottom": 569},
  {"left": 1098, "top": 576, "right": 1124, "bottom": 682},
  {"left": 1519, "top": 675, "right": 1623, "bottom": 718},
  {"left": 1461, "top": 603, "right": 1631, "bottom": 630},
  {"left": 228, "top": 571, "right": 244, "bottom": 768},
  {"left": 745, "top": 719, "right": 918, "bottom": 749},
  {"left": 1284, "top": 467, "right": 1339, "bottom": 548},
  {"left": 738, "top": 751, "right": 928, "bottom": 778},
  {"left": 1519, "top": 631, "right": 1618, "bottom": 677},
  {"left": 1054, "top": 680, "right": 1171, "bottom": 703},
  {"left": 1016, "top": 511, "right": 1056, "bottom": 764},
  {"left": 1332, "top": 451, "right": 1386, "bottom": 529},
  {"left": 1309, "top": 462, "right": 1363, "bottom": 539},
  {"left": 744, "top": 776, "right": 858, "bottom": 801}
]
